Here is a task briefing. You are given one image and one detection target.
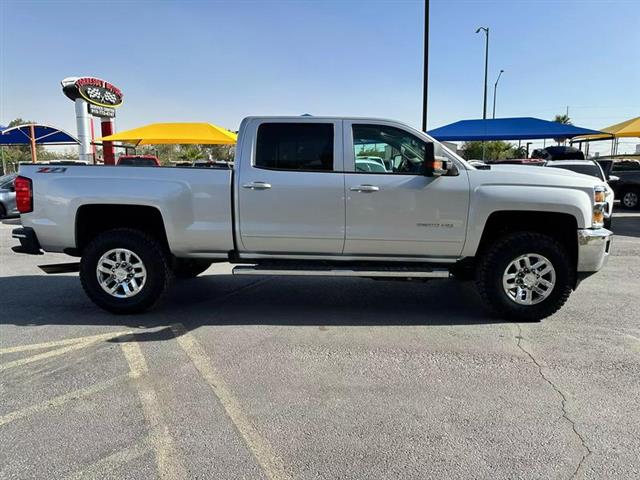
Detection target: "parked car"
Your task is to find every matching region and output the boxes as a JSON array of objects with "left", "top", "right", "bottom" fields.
[
  {"left": 0, "top": 173, "right": 18, "bottom": 219},
  {"left": 545, "top": 160, "right": 614, "bottom": 228},
  {"left": 487, "top": 158, "right": 546, "bottom": 166},
  {"left": 597, "top": 159, "right": 640, "bottom": 209},
  {"left": 355, "top": 157, "right": 388, "bottom": 173},
  {"left": 116, "top": 155, "right": 160, "bottom": 167},
  {"left": 12, "top": 116, "right": 612, "bottom": 321},
  {"left": 531, "top": 146, "right": 585, "bottom": 160}
]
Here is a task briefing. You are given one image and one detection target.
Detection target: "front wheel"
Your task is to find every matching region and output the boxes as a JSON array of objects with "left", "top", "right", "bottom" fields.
[
  {"left": 476, "top": 232, "right": 574, "bottom": 321},
  {"left": 80, "top": 228, "right": 172, "bottom": 314}
]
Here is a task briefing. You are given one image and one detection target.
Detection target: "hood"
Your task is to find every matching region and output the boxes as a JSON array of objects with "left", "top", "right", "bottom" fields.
[{"left": 478, "top": 164, "right": 606, "bottom": 189}]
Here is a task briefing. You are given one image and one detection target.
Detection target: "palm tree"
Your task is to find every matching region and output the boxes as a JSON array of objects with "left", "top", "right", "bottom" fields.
[{"left": 553, "top": 113, "right": 572, "bottom": 144}]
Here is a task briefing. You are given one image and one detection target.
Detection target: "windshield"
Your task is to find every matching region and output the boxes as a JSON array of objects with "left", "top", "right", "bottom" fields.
[{"left": 549, "top": 163, "right": 604, "bottom": 180}]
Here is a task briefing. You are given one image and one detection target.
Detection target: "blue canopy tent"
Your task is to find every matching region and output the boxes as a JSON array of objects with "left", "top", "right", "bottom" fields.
[
  {"left": 427, "top": 117, "right": 603, "bottom": 142},
  {"left": 0, "top": 124, "right": 79, "bottom": 166}
]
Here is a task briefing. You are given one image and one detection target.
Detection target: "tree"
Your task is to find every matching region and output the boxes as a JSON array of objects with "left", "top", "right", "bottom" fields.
[
  {"left": 461, "top": 140, "right": 522, "bottom": 161},
  {"left": 553, "top": 113, "right": 572, "bottom": 144}
]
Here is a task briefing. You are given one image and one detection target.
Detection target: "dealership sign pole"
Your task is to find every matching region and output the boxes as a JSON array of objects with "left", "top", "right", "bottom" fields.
[{"left": 61, "top": 77, "right": 123, "bottom": 164}]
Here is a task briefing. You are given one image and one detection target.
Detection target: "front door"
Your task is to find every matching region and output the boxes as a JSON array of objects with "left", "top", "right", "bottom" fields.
[
  {"left": 343, "top": 121, "right": 470, "bottom": 258},
  {"left": 237, "top": 120, "right": 345, "bottom": 254}
]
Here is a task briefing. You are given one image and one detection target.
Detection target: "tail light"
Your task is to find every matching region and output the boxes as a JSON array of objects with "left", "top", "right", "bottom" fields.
[{"left": 15, "top": 176, "right": 33, "bottom": 213}]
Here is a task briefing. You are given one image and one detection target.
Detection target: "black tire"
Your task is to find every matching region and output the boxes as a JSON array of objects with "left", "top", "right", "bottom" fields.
[
  {"left": 476, "top": 231, "right": 574, "bottom": 322},
  {"left": 619, "top": 187, "right": 640, "bottom": 210},
  {"left": 80, "top": 228, "right": 172, "bottom": 314},
  {"left": 604, "top": 217, "right": 612, "bottom": 230},
  {"left": 0, "top": 203, "right": 6, "bottom": 219},
  {"left": 173, "top": 259, "right": 212, "bottom": 279}
]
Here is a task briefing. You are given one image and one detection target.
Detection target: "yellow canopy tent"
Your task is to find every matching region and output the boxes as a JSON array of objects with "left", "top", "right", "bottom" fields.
[
  {"left": 98, "top": 122, "right": 237, "bottom": 145},
  {"left": 572, "top": 116, "right": 640, "bottom": 141}
]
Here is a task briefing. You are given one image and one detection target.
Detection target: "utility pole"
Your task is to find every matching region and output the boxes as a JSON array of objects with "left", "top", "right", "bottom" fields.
[
  {"left": 492, "top": 69, "right": 504, "bottom": 119},
  {"left": 476, "top": 27, "right": 489, "bottom": 119},
  {"left": 422, "top": 0, "right": 430, "bottom": 132}
]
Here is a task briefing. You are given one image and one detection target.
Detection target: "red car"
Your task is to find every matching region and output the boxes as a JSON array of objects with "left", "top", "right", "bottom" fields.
[{"left": 116, "top": 155, "right": 160, "bottom": 167}]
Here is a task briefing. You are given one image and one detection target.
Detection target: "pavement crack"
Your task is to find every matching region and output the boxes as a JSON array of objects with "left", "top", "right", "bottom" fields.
[{"left": 515, "top": 324, "right": 593, "bottom": 479}]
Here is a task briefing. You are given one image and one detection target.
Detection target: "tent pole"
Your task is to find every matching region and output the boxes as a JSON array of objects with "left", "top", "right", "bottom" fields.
[
  {"left": 30, "top": 124, "right": 38, "bottom": 163},
  {"left": 1, "top": 146, "right": 6, "bottom": 174}
]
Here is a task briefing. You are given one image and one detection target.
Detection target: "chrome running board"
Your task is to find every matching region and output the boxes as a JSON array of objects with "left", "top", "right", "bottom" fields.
[{"left": 232, "top": 265, "right": 450, "bottom": 278}]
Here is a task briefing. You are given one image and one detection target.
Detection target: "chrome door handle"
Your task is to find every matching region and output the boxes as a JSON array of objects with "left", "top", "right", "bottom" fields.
[
  {"left": 350, "top": 184, "right": 380, "bottom": 192},
  {"left": 242, "top": 182, "right": 272, "bottom": 190}
]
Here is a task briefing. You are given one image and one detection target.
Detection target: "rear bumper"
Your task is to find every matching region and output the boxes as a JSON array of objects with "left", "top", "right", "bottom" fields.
[
  {"left": 577, "top": 228, "right": 612, "bottom": 272},
  {"left": 11, "top": 227, "right": 43, "bottom": 255}
]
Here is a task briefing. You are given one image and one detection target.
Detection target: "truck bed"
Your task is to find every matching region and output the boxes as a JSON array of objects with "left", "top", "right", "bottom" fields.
[{"left": 18, "top": 164, "right": 235, "bottom": 257}]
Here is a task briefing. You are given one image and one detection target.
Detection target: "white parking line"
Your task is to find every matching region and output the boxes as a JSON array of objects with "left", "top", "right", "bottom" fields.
[
  {"left": 64, "top": 440, "right": 153, "bottom": 480},
  {"left": 119, "top": 336, "right": 187, "bottom": 479},
  {"left": 171, "top": 323, "right": 291, "bottom": 480},
  {"left": 0, "top": 331, "right": 133, "bottom": 355},
  {"left": 0, "top": 376, "right": 125, "bottom": 427}
]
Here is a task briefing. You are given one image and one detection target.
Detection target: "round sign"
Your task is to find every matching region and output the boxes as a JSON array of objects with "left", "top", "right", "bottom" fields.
[{"left": 61, "top": 77, "right": 123, "bottom": 108}]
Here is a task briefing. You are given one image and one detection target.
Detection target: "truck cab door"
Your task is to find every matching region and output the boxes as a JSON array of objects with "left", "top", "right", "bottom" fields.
[
  {"left": 343, "top": 121, "right": 470, "bottom": 258},
  {"left": 236, "top": 119, "right": 345, "bottom": 255}
]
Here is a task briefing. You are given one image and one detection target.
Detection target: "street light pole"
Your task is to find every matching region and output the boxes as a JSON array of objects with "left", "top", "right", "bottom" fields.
[
  {"left": 422, "top": 0, "right": 430, "bottom": 132},
  {"left": 492, "top": 69, "right": 504, "bottom": 119},
  {"left": 476, "top": 27, "right": 489, "bottom": 120}
]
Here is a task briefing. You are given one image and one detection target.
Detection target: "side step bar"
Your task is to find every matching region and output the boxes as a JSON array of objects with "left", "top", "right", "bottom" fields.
[{"left": 232, "top": 265, "right": 450, "bottom": 278}]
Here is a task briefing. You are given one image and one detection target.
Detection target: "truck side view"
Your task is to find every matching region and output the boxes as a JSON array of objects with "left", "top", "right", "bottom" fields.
[{"left": 12, "top": 117, "right": 612, "bottom": 320}]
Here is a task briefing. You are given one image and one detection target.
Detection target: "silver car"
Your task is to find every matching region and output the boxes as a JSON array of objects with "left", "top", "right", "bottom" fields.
[{"left": 0, "top": 173, "right": 18, "bottom": 219}]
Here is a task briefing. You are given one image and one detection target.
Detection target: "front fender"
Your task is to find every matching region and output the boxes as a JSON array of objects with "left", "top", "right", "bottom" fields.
[{"left": 461, "top": 184, "right": 592, "bottom": 257}]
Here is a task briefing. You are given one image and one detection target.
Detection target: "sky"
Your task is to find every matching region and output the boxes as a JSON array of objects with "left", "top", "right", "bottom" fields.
[{"left": 1, "top": 0, "right": 639, "bottom": 154}]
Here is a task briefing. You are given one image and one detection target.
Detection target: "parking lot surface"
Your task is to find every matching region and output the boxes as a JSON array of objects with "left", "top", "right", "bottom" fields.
[{"left": 1, "top": 212, "right": 639, "bottom": 479}]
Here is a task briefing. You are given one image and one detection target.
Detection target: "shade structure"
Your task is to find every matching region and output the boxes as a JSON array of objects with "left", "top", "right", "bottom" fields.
[
  {"left": 0, "top": 124, "right": 80, "bottom": 145},
  {"left": 1, "top": 123, "right": 80, "bottom": 164},
  {"left": 571, "top": 116, "right": 640, "bottom": 141},
  {"left": 98, "top": 122, "right": 237, "bottom": 145},
  {"left": 427, "top": 117, "right": 603, "bottom": 141}
]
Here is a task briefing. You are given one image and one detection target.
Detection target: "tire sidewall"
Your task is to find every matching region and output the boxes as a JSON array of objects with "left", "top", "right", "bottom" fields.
[
  {"left": 80, "top": 230, "right": 169, "bottom": 313},
  {"left": 479, "top": 234, "right": 573, "bottom": 321}
]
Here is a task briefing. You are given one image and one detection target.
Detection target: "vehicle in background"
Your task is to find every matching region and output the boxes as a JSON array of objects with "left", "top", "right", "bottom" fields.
[
  {"left": 531, "top": 146, "right": 585, "bottom": 160},
  {"left": 47, "top": 160, "right": 90, "bottom": 166},
  {"left": 12, "top": 116, "right": 613, "bottom": 321},
  {"left": 487, "top": 158, "right": 546, "bottom": 166},
  {"left": 116, "top": 155, "right": 160, "bottom": 167},
  {"left": 192, "top": 160, "right": 232, "bottom": 169},
  {"left": 545, "top": 160, "right": 614, "bottom": 227},
  {"left": 597, "top": 160, "right": 640, "bottom": 210},
  {"left": 0, "top": 173, "right": 18, "bottom": 219},
  {"left": 355, "top": 157, "right": 388, "bottom": 173}
]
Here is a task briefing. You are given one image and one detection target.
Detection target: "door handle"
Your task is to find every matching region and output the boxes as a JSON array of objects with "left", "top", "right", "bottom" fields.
[
  {"left": 242, "top": 182, "right": 272, "bottom": 190},
  {"left": 350, "top": 184, "right": 380, "bottom": 192}
]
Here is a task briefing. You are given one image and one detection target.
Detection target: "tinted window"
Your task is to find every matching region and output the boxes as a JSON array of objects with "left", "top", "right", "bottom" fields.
[
  {"left": 118, "top": 158, "right": 157, "bottom": 167},
  {"left": 256, "top": 123, "right": 334, "bottom": 171},
  {"left": 352, "top": 124, "right": 429, "bottom": 174}
]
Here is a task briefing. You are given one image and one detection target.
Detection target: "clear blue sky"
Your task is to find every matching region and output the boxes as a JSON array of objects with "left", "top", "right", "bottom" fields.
[{"left": 1, "top": 0, "right": 639, "bottom": 153}]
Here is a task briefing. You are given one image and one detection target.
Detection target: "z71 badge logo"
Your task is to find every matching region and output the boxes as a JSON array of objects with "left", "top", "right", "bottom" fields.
[{"left": 37, "top": 167, "right": 67, "bottom": 173}]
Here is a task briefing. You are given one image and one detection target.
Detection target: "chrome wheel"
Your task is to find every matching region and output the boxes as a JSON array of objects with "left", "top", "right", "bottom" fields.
[
  {"left": 622, "top": 191, "right": 638, "bottom": 208},
  {"left": 502, "top": 254, "right": 556, "bottom": 306},
  {"left": 96, "top": 248, "right": 147, "bottom": 298}
]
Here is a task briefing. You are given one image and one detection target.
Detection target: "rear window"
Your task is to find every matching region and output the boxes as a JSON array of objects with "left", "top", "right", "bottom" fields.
[
  {"left": 255, "top": 123, "right": 334, "bottom": 171},
  {"left": 118, "top": 158, "right": 157, "bottom": 167}
]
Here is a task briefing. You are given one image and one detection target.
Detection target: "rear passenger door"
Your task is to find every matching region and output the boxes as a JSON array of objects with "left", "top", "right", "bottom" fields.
[{"left": 237, "top": 120, "right": 345, "bottom": 254}]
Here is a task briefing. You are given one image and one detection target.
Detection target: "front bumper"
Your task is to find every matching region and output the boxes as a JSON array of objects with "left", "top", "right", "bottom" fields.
[
  {"left": 12, "top": 227, "right": 43, "bottom": 255},
  {"left": 577, "top": 228, "right": 612, "bottom": 272}
]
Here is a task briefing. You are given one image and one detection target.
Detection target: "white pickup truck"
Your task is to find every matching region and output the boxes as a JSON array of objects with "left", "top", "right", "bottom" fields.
[{"left": 12, "top": 116, "right": 612, "bottom": 320}]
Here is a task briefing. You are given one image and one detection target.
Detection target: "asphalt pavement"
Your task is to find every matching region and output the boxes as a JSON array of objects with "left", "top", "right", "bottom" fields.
[{"left": 1, "top": 212, "right": 639, "bottom": 479}]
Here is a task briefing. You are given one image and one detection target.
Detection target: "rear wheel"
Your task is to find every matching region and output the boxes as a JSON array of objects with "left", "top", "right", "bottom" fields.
[
  {"left": 80, "top": 228, "right": 172, "bottom": 314},
  {"left": 476, "top": 232, "right": 573, "bottom": 321},
  {"left": 173, "top": 259, "right": 212, "bottom": 279},
  {"left": 0, "top": 203, "right": 6, "bottom": 219},
  {"left": 620, "top": 188, "right": 639, "bottom": 210}
]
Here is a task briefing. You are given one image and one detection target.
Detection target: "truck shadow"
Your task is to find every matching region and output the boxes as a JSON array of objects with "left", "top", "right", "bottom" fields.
[{"left": 0, "top": 273, "right": 510, "bottom": 335}]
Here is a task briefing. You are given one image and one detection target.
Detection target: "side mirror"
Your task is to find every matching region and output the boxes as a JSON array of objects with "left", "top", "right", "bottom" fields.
[
  {"left": 424, "top": 143, "right": 458, "bottom": 177},
  {"left": 608, "top": 175, "right": 619, "bottom": 183}
]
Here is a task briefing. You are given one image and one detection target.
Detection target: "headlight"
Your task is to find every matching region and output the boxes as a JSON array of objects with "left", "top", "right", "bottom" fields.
[{"left": 593, "top": 186, "right": 606, "bottom": 228}]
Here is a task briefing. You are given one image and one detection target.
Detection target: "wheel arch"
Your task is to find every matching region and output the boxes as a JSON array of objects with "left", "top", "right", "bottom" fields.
[{"left": 73, "top": 204, "right": 169, "bottom": 255}]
